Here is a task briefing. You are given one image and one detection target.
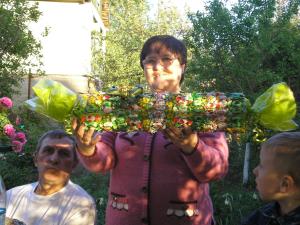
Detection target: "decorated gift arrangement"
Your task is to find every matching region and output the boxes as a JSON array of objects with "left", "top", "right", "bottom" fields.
[{"left": 25, "top": 80, "right": 298, "bottom": 134}]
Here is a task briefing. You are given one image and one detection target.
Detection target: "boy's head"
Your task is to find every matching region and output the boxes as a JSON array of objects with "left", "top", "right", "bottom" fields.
[
  {"left": 140, "top": 35, "right": 187, "bottom": 92},
  {"left": 253, "top": 132, "right": 300, "bottom": 202}
]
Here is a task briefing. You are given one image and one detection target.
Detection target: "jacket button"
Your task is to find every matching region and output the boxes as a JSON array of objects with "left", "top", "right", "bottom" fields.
[
  {"left": 141, "top": 218, "right": 148, "bottom": 224},
  {"left": 143, "top": 155, "right": 150, "bottom": 161},
  {"left": 142, "top": 186, "right": 148, "bottom": 193}
]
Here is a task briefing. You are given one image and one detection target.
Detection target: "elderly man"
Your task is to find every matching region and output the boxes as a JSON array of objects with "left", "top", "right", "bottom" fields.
[{"left": 5, "top": 129, "right": 96, "bottom": 225}]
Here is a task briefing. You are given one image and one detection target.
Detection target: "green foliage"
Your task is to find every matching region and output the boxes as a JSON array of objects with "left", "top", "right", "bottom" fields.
[
  {"left": 0, "top": 151, "right": 37, "bottom": 189},
  {"left": 91, "top": 0, "right": 150, "bottom": 88},
  {"left": 153, "top": 0, "right": 190, "bottom": 37},
  {"left": 0, "top": 0, "right": 43, "bottom": 97},
  {"left": 184, "top": 0, "right": 300, "bottom": 100},
  {"left": 0, "top": 109, "right": 34, "bottom": 189}
]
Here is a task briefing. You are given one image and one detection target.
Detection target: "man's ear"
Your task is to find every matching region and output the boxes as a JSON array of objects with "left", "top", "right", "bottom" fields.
[{"left": 280, "top": 175, "right": 294, "bottom": 193}]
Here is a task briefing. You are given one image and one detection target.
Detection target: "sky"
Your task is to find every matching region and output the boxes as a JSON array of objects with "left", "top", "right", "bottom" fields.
[
  {"left": 148, "top": 0, "right": 205, "bottom": 17},
  {"left": 148, "top": 0, "right": 238, "bottom": 17}
]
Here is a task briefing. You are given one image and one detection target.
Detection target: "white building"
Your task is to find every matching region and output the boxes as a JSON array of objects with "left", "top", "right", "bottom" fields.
[{"left": 16, "top": 0, "right": 108, "bottom": 103}]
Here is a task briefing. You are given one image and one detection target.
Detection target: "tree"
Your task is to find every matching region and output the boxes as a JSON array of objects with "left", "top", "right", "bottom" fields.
[
  {"left": 184, "top": 0, "right": 300, "bottom": 100},
  {"left": 0, "top": 0, "right": 43, "bottom": 97},
  {"left": 91, "top": 0, "right": 149, "bottom": 89},
  {"left": 91, "top": 0, "right": 190, "bottom": 90},
  {"left": 153, "top": 0, "right": 190, "bottom": 37}
]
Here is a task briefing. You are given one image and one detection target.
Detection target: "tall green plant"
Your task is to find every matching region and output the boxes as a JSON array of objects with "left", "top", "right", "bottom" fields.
[{"left": 0, "top": 0, "right": 43, "bottom": 97}]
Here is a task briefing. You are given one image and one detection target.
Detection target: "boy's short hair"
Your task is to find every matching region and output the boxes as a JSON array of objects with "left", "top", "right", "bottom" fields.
[
  {"left": 262, "top": 132, "right": 300, "bottom": 186},
  {"left": 140, "top": 35, "right": 187, "bottom": 84},
  {"left": 35, "top": 129, "right": 77, "bottom": 163}
]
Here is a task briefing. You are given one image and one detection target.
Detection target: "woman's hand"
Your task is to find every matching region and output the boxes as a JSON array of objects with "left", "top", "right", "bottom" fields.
[
  {"left": 71, "top": 119, "right": 101, "bottom": 156},
  {"left": 163, "top": 126, "right": 198, "bottom": 154}
]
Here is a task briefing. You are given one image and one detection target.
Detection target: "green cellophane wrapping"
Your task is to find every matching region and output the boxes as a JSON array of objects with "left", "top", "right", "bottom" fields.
[
  {"left": 25, "top": 79, "right": 78, "bottom": 122},
  {"left": 251, "top": 82, "right": 298, "bottom": 131}
]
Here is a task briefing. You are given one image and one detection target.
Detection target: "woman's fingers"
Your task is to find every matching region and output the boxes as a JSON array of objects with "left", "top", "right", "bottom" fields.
[
  {"left": 71, "top": 118, "right": 77, "bottom": 131},
  {"left": 70, "top": 119, "right": 99, "bottom": 156},
  {"left": 83, "top": 127, "right": 95, "bottom": 143},
  {"left": 168, "top": 127, "right": 181, "bottom": 137},
  {"left": 91, "top": 133, "right": 101, "bottom": 146},
  {"left": 164, "top": 127, "right": 182, "bottom": 143},
  {"left": 169, "top": 127, "right": 181, "bottom": 135},
  {"left": 73, "top": 122, "right": 93, "bottom": 145},
  {"left": 76, "top": 123, "right": 86, "bottom": 140},
  {"left": 164, "top": 126, "right": 198, "bottom": 154},
  {"left": 182, "top": 126, "right": 193, "bottom": 136}
]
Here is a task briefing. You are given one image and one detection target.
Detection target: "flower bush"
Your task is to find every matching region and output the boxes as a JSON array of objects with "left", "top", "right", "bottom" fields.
[{"left": 0, "top": 97, "right": 27, "bottom": 152}]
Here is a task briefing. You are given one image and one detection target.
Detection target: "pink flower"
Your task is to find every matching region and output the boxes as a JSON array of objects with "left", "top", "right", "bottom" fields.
[
  {"left": 0, "top": 97, "right": 13, "bottom": 109},
  {"left": 11, "top": 140, "right": 23, "bottom": 153},
  {"left": 14, "top": 132, "right": 27, "bottom": 144},
  {"left": 3, "top": 124, "right": 16, "bottom": 138}
]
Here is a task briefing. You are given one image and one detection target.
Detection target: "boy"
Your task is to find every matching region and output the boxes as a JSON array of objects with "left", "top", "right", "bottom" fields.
[{"left": 241, "top": 132, "right": 300, "bottom": 225}]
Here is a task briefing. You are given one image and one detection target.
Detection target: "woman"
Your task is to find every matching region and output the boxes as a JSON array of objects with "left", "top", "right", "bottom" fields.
[{"left": 72, "top": 35, "right": 229, "bottom": 225}]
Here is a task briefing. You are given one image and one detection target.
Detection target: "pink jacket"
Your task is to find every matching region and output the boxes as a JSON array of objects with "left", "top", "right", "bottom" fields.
[{"left": 78, "top": 131, "right": 229, "bottom": 225}]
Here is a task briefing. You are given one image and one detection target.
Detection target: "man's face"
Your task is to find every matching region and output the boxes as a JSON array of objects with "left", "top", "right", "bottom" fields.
[
  {"left": 35, "top": 137, "right": 76, "bottom": 186},
  {"left": 253, "top": 147, "right": 283, "bottom": 201},
  {"left": 143, "top": 47, "right": 185, "bottom": 93}
]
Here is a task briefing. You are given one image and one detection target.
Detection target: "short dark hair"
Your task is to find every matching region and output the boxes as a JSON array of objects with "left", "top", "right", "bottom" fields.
[
  {"left": 262, "top": 132, "right": 300, "bottom": 186},
  {"left": 140, "top": 35, "right": 187, "bottom": 84},
  {"left": 35, "top": 129, "right": 77, "bottom": 162}
]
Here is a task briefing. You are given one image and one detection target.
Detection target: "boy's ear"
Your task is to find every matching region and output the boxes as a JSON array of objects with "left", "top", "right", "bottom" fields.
[
  {"left": 280, "top": 175, "right": 294, "bottom": 193},
  {"left": 33, "top": 152, "right": 38, "bottom": 167},
  {"left": 182, "top": 64, "right": 186, "bottom": 72}
]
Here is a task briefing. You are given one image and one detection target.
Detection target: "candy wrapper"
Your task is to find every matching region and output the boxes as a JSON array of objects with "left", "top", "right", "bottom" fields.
[
  {"left": 251, "top": 83, "right": 298, "bottom": 131},
  {"left": 26, "top": 80, "right": 78, "bottom": 121},
  {"left": 25, "top": 80, "right": 298, "bottom": 133}
]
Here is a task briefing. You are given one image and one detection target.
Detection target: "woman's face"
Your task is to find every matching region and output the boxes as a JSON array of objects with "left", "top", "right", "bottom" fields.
[{"left": 142, "top": 48, "right": 185, "bottom": 93}]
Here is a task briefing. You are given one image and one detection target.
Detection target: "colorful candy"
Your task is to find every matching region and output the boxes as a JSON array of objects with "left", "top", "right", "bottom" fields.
[{"left": 72, "top": 91, "right": 251, "bottom": 133}]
